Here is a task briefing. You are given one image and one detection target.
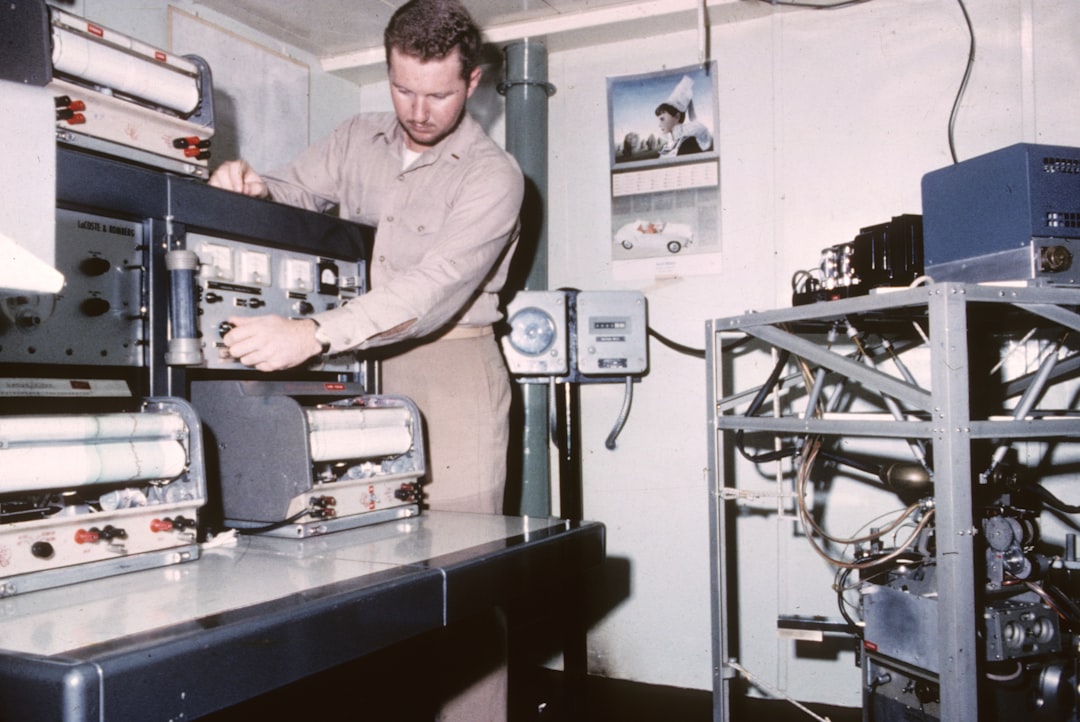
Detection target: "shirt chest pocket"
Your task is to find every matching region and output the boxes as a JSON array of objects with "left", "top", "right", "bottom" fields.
[{"left": 387, "top": 204, "right": 450, "bottom": 265}]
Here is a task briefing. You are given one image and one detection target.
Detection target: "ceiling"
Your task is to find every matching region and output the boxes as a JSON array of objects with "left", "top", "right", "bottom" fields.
[{"left": 191, "top": 0, "right": 762, "bottom": 82}]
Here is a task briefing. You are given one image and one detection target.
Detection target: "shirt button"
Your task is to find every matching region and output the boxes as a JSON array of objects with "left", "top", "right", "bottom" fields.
[
  {"left": 417, "top": 225, "right": 425, "bottom": 232},
  {"left": 387, "top": 215, "right": 394, "bottom": 222},
  {"left": 378, "top": 255, "right": 386, "bottom": 262}
]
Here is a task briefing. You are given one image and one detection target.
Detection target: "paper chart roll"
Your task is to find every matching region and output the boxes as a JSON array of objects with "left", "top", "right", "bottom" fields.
[
  {"left": 0, "top": 413, "right": 186, "bottom": 445},
  {"left": 51, "top": 26, "right": 201, "bottom": 114},
  {"left": 304, "top": 407, "right": 414, "bottom": 462},
  {"left": 0, "top": 439, "right": 187, "bottom": 491}
]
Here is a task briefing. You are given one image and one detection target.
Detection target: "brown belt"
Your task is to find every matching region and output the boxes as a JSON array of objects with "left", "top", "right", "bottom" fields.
[{"left": 439, "top": 325, "right": 494, "bottom": 341}]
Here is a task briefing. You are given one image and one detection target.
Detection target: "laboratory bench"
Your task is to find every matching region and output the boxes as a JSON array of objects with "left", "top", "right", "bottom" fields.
[{"left": 0, "top": 511, "right": 605, "bottom": 721}]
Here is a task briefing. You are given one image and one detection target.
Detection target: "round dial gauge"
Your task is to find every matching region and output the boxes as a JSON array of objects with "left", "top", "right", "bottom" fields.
[{"left": 508, "top": 307, "right": 557, "bottom": 356}]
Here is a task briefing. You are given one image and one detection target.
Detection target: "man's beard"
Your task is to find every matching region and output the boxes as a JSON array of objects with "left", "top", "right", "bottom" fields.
[{"left": 400, "top": 106, "right": 466, "bottom": 149}]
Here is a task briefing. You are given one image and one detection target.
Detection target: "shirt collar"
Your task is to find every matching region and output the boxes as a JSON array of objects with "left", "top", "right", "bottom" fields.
[{"left": 371, "top": 111, "right": 478, "bottom": 166}]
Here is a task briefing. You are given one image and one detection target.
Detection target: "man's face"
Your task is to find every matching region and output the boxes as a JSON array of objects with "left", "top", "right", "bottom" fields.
[{"left": 389, "top": 46, "right": 481, "bottom": 152}]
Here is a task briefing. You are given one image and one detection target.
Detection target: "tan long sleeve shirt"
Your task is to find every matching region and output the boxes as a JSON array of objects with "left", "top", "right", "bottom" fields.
[{"left": 262, "top": 112, "right": 524, "bottom": 354}]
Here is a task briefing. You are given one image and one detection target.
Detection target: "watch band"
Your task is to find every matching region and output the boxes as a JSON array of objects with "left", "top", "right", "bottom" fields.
[{"left": 309, "top": 318, "right": 332, "bottom": 355}]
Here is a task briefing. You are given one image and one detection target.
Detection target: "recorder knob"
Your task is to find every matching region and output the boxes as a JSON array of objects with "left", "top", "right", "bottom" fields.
[{"left": 30, "top": 541, "right": 54, "bottom": 559}]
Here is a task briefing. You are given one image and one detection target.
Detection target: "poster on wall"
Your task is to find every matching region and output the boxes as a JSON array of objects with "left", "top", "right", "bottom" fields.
[{"left": 607, "top": 63, "right": 721, "bottom": 280}]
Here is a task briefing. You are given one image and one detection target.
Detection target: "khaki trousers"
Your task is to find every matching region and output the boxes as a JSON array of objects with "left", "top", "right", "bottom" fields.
[{"left": 380, "top": 329, "right": 510, "bottom": 514}]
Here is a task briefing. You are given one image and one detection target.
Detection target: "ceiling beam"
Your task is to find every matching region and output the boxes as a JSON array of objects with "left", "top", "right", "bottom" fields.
[{"left": 320, "top": 0, "right": 745, "bottom": 76}]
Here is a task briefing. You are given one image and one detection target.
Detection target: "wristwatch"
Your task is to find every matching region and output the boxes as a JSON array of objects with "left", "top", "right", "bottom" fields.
[{"left": 309, "top": 318, "right": 332, "bottom": 356}]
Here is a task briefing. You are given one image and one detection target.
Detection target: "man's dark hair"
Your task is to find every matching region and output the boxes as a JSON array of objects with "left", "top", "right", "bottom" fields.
[{"left": 384, "top": 0, "right": 483, "bottom": 80}]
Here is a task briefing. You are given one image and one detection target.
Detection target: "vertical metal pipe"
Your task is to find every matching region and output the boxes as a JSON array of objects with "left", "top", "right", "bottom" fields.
[{"left": 500, "top": 41, "right": 555, "bottom": 517}]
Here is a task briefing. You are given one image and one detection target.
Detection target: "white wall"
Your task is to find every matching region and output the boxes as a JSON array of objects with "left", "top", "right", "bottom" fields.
[
  {"left": 49, "top": 0, "right": 1080, "bottom": 708},
  {"left": 544, "top": 0, "right": 1080, "bottom": 704}
]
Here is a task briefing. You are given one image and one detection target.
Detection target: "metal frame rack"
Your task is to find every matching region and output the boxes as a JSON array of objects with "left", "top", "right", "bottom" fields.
[{"left": 707, "top": 282, "right": 1080, "bottom": 722}]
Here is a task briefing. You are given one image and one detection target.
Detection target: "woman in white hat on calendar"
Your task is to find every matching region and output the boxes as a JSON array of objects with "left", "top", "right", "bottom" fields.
[{"left": 655, "top": 74, "right": 713, "bottom": 157}]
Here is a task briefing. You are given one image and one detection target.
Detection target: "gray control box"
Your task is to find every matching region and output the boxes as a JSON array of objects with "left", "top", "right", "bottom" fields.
[{"left": 575, "top": 291, "right": 648, "bottom": 376}]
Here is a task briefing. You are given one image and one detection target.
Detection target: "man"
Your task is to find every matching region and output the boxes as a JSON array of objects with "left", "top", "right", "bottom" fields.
[{"left": 209, "top": 0, "right": 524, "bottom": 516}]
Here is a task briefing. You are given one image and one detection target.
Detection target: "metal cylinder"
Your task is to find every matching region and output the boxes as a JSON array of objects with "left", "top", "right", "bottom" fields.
[
  {"left": 501, "top": 41, "right": 555, "bottom": 517},
  {"left": 165, "top": 248, "right": 202, "bottom": 366}
]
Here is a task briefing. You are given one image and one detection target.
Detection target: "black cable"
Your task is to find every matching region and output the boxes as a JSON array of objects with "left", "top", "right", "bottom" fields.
[
  {"left": 948, "top": 0, "right": 976, "bottom": 164},
  {"left": 648, "top": 326, "right": 706, "bottom": 358},
  {"left": 835, "top": 567, "right": 862, "bottom": 633},
  {"left": 731, "top": 346, "right": 893, "bottom": 483},
  {"left": 819, "top": 450, "right": 884, "bottom": 478},
  {"left": 234, "top": 508, "right": 313, "bottom": 535},
  {"left": 735, "top": 349, "right": 792, "bottom": 463},
  {"left": 1045, "top": 581, "right": 1080, "bottom": 629}
]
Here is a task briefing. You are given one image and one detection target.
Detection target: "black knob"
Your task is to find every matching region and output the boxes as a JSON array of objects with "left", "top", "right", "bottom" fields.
[
  {"left": 79, "top": 297, "right": 111, "bottom": 317},
  {"left": 30, "top": 541, "right": 54, "bottom": 559},
  {"left": 218, "top": 321, "right": 234, "bottom": 338},
  {"left": 79, "top": 257, "right": 111, "bottom": 276}
]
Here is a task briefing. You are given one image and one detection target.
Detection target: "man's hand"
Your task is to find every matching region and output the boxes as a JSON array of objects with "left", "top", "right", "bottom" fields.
[
  {"left": 208, "top": 160, "right": 270, "bottom": 199},
  {"left": 221, "top": 315, "right": 323, "bottom": 372}
]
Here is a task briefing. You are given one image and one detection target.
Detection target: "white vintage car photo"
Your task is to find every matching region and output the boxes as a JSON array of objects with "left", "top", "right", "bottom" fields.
[{"left": 614, "top": 219, "right": 694, "bottom": 255}]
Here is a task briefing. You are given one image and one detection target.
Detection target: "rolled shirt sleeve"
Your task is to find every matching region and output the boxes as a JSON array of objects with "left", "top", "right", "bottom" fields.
[{"left": 261, "top": 113, "right": 524, "bottom": 355}]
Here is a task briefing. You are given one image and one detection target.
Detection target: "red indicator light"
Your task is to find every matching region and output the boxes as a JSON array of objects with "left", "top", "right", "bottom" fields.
[
  {"left": 87, "top": 23, "right": 104, "bottom": 37},
  {"left": 155, "top": 51, "right": 167, "bottom": 62}
]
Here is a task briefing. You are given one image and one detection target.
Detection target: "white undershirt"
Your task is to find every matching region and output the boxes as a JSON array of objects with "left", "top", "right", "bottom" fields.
[{"left": 402, "top": 144, "right": 422, "bottom": 169}]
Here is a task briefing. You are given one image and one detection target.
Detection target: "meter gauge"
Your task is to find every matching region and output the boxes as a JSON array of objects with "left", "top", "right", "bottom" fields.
[
  {"left": 500, "top": 290, "right": 568, "bottom": 376},
  {"left": 196, "top": 242, "right": 234, "bottom": 281},
  {"left": 237, "top": 249, "right": 271, "bottom": 286},
  {"left": 509, "top": 307, "right": 558, "bottom": 356},
  {"left": 317, "top": 259, "right": 341, "bottom": 295},
  {"left": 282, "top": 258, "right": 314, "bottom": 293}
]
